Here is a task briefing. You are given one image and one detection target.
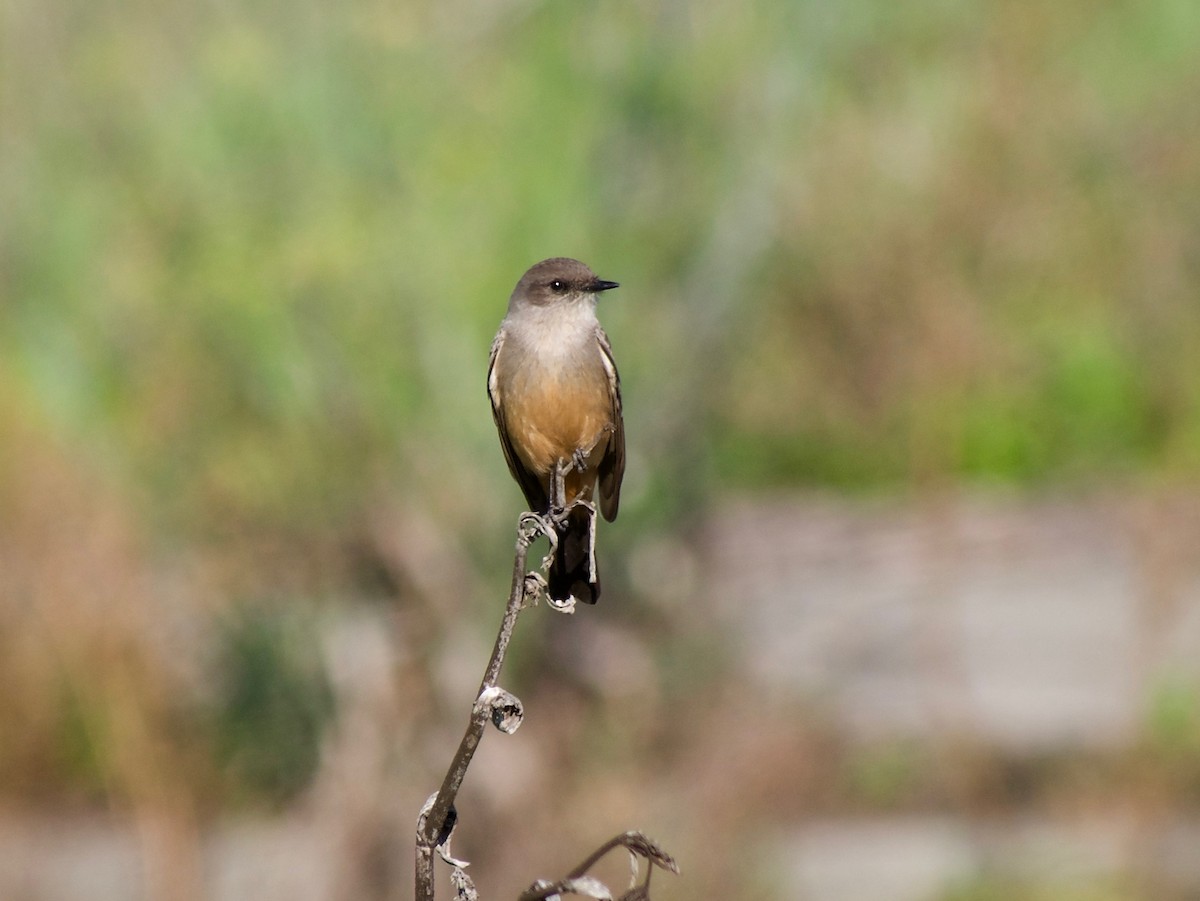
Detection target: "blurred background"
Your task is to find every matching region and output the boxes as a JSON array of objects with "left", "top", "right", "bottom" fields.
[{"left": 3, "top": 0, "right": 1200, "bottom": 898}]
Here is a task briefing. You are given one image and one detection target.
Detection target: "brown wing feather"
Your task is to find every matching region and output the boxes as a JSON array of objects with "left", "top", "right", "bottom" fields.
[
  {"left": 596, "top": 326, "right": 625, "bottom": 522},
  {"left": 488, "top": 329, "right": 549, "bottom": 513}
]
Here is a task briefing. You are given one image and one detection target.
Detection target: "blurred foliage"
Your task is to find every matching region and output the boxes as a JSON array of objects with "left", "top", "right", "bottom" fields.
[
  {"left": 1142, "top": 678, "right": 1200, "bottom": 807},
  {"left": 1146, "top": 680, "right": 1200, "bottom": 759},
  {"left": 2, "top": 2, "right": 1200, "bottom": 890},
  {"left": 842, "top": 739, "right": 930, "bottom": 809},
  {"left": 210, "top": 606, "right": 334, "bottom": 806},
  {"left": 4, "top": 0, "right": 1200, "bottom": 555}
]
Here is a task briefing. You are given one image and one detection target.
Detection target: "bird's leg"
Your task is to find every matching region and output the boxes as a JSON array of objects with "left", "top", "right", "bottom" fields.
[
  {"left": 548, "top": 458, "right": 570, "bottom": 528},
  {"left": 550, "top": 448, "right": 597, "bottom": 529}
]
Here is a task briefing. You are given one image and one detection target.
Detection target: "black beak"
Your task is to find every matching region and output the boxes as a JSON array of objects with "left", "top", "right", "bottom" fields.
[{"left": 590, "top": 278, "right": 620, "bottom": 293}]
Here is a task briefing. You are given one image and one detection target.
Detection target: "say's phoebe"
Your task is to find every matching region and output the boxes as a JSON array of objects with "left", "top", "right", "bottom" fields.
[{"left": 488, "top": 258, "right": 625, "bottom": 605}]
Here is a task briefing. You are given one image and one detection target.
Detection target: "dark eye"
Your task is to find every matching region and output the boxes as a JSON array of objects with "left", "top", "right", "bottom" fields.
[{"left": 550, "top": 280, "right": 567, "bottom": 293}]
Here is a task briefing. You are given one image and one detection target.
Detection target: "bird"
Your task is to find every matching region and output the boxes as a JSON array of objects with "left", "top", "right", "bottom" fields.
[{"left": 487, "top": 258, "right": 625, "bottom": 605}]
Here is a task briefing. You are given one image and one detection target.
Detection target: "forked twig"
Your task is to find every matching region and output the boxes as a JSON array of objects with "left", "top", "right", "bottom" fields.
[
  {"left": 415, "top": 455, "right": 677, "bottom": 900},
  {"left": 518, "top": 831, "right": 681, "bottom": 901}
]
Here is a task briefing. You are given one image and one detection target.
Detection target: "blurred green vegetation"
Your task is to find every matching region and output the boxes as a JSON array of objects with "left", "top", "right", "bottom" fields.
[
  {"left": 3, "top": 2, "right": 1200, "bottom": 893},
  {"left": 4, "top": 0, "right": 1200, "bottom": 551},
  {"left": 842, "top": 739, "right": 930, "bottom": 809},
  {"left": 210, "top": 606, "right": 334, "bottom": 805}
]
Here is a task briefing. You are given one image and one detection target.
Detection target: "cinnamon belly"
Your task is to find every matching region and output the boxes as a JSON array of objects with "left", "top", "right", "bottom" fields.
[{"left": 504, "top": 370, "right": 612, "bottom": 505}]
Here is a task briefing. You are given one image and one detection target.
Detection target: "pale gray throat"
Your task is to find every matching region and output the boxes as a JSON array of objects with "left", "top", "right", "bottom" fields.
[{"left": 505, "top": 297, "right": 600, "bottom": 368}]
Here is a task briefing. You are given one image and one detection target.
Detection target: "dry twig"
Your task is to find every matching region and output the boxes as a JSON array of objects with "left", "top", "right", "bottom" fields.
[{"left": 414, "top": 462, "right": 677, "bottom": 900}]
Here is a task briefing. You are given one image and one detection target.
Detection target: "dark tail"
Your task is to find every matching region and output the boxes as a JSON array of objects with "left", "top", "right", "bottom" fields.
[{"left": 547, "top": 505, "right": 599, "bottom": 605}]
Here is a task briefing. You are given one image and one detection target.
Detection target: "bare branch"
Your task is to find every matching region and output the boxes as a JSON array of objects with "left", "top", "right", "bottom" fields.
[
  {"left": 415, "top": 513, "right": 545, "bottom": 900},
  {"left": 518, "top": 832, "right": 680, "bottom": 901},
  {"left": 415, "top": 496, "right": 679, "bottom": 900}
]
